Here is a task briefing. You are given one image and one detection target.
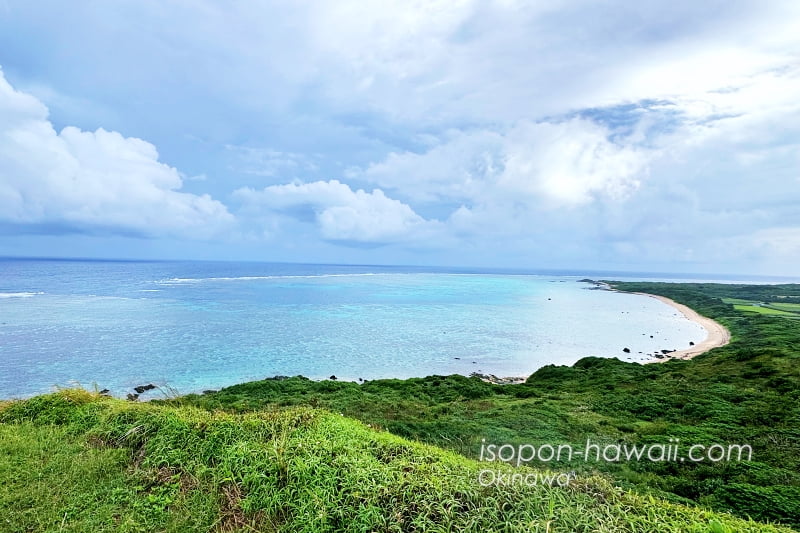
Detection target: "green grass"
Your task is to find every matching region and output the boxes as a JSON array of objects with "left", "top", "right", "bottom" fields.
[
  {"left": 721, "top": 298, "right": 758, "bottom": 305},
  {"left": 0, "top": 390, "right": 793, "bottom": 532},
  {"left": 763, "top": 302, "right": 800, "bottom": 313},
  {"left": 722, "top": 295, "right": 800, "bottom": 318},
  {"left": 733, "top": 304, "right": 798, "bottom": 316},
  {"left": 0, "top": 423, "right": 137, "bottom": 532},
  {"left": 0, "top": 423, "right": 224, "bottom": 533}
]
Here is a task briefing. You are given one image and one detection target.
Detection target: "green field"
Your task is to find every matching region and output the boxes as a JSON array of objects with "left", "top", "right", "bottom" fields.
[
  {"left": 722, "top": 297, "right": 761, "bottom": 305},
  {"left": 722, "top": 296, "right": 800, "bottom": 317},
  {"left": 765, "top": 302, "right": 800, "bottom": 312},
  {"left": 733, "top": 304, "right": 798, "bottom": 316},
  {"left": 2, "top": 282, "right": 799, "bottom": 532}
]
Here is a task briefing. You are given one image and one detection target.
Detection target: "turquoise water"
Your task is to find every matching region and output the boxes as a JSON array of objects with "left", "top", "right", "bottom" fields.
[{"left": 0, "top": 260, "right": 708, "bottom": 398}]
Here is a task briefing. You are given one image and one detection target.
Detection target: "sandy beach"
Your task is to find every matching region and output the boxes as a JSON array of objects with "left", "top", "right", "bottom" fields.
[
  {"left": 479, "top": 288, "right": 732, "bottom": 384},
  {"left": 634, "top": 292, "right": 731, "bottom": 361}
]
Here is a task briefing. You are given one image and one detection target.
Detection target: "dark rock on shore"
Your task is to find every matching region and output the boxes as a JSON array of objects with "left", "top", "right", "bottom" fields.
[
  {"left": 134, "top": 384, "right": 156, "bottom": 394},
  {"left": 470, "top": 372, "right": 526, "bottom": 385},
  {"left": 580, "top": 279, "right": 611, "bottom": 290}
]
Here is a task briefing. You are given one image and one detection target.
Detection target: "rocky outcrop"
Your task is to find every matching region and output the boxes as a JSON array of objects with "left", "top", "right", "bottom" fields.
[{"left": 470, "top": 372, "right": 526, "bottom": 385}]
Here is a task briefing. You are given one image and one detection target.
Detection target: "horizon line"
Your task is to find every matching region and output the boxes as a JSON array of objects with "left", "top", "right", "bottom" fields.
[{"left": 1, "top": 255, "right": 798, "bottom": 282}]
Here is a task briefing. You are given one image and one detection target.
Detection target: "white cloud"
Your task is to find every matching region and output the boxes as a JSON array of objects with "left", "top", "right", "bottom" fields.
[
  {"left": 298, "top": 0, "right": 800, "bottom": 125},
  {"left": 3, "top": 1, "right": 800, "bottom": 272},
  {"left": 357, "top": 118, "right": 648, "bottom": 209},
  {"left": 0, "top": 70, "right": 233, "bottom": 237},
  {"left": 234, "top": 180, "right": 436, "bottom": 243},
  {"left": 747, "top": 227, "right": 800, "bottom": 256},
  {"left": 498, "top": 120, "right": 648, "bottom": 206},
  {"left": 351, "top": 129, "right": 505, "bottom": 203}
]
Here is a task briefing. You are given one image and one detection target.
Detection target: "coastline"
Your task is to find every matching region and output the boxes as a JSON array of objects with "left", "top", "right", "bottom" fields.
[
  {"left": 633, "top": 292, "right": 731, "bottom": 361},
  {"left": 587, "top": 281, "right": 730, "bottom": 361},
  {"left": 478, "top": 285, "right": 732, "bottom": 385}
]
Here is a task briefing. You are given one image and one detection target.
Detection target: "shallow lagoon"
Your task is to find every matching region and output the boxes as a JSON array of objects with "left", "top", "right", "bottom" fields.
[{"left": 0, "top": 260, "right": 707, "bottom": 398}]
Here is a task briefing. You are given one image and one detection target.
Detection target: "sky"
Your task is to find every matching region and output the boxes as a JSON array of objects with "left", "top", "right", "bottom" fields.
[{"left": 0, "top": 1, "right": 798, "bottom": 275}]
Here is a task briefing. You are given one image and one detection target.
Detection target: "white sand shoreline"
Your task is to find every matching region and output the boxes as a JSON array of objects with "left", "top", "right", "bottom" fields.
[
  {"left": 478, "top": 286, "right": 732, "bottom": 384},
  {"left": 632, "top": 292, "right": 731, "bottom": 362}
]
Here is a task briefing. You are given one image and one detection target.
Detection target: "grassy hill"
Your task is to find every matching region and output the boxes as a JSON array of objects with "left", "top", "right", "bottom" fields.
[
  {"left": 0, "top": 389, "right": 793, "bottom": 532},
  {"left": 1, "top": 281, "right": 798, "bottom": 531}
]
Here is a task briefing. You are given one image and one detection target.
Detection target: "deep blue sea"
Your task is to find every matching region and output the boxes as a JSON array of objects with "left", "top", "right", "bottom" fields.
[{"left": 0, "top": 259, "right": 778, "bottom": 399}]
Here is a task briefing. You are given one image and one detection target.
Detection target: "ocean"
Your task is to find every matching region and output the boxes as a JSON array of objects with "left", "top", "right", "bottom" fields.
[{"left": 0, "top": 259, "right": 721, "bottom": 399}]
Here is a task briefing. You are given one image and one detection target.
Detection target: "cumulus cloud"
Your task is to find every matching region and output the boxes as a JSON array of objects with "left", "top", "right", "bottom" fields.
[
  {"left": 297, "top": 0, "right": 800, "bottom": 126},
  {"left": 502, "top": 120, "right": 647, "bottom": 206},
  {"left": 354, "top": 118, "right": 649, "bottom": 233},
  {"left": 3, "top": 1, "right": 800, "bottom": 272},
  {"left": 25, "top": 1, "right": 798, "bottom": 128},
  {"left": 234, "top": 180, "right": 436, "bottom": 244},
  {"left": 0, "top": 70, "right": 233, "bottom": 237}
]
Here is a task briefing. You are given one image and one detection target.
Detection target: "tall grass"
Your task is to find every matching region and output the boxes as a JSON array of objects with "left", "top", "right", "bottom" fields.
[{"left": 0, "top": 391, "right": 794, "bottom": 532}]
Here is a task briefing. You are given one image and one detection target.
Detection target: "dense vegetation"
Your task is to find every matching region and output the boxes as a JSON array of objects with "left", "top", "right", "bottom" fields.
[
  {"left": 2, "top": 389, "right": 784, "bottom": 532},
  {"left": 173, "top": 282, "right": 800, "bottom": 529},
  {"left": 1, "top": 282, "right": 798, "bottom": 531}
]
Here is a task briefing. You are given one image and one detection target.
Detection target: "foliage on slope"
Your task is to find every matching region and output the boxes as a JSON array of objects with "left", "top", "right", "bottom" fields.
[
  {"left": 1, "top": 389, "right": 792, "bottom": 533},
  {"left": 175, "top": 282, "right": 800, "bottom": 528}
]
